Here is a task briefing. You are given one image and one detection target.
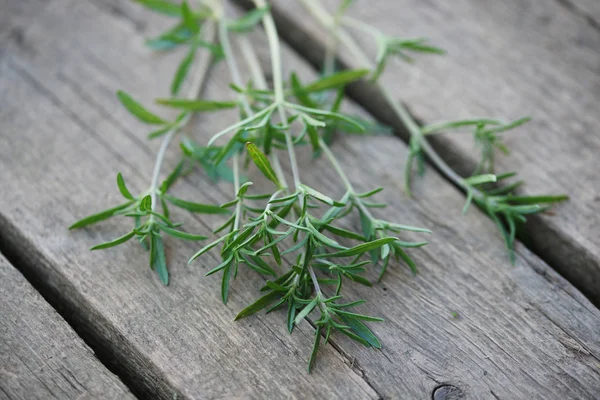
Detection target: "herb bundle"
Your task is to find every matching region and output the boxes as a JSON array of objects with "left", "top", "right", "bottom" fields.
[{"left": 69, "top": 0, "right": 566, "bottom": 371}]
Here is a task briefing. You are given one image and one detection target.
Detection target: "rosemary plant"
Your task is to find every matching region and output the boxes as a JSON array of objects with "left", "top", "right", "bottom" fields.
[
  {"left": 299, "top": 0, "right": 568, "bottom": 262},
  {"left": 70, "top": 0, "right": 567, "bottom": 371},
  {"left": 70, "top": 0, "right": 430, "bottom": 370}
]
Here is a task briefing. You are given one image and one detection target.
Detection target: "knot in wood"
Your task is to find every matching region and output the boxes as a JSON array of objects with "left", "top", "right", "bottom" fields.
[{"left": 432, "top": 384, "right": 465, "bottom": 400}]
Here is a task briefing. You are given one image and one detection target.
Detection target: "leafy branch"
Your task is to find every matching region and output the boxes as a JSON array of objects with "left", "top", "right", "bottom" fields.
[{"left": 299, "top": 0, "right": 568, "bottom": 262}]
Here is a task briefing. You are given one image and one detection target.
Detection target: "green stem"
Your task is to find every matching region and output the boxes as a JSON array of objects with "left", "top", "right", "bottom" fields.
[
  {"left": 318, "top": 138, "right": 375, "bottom": 220},
  {"left": 301, "top": 1, "right": 488, "bottom": 204},
  {"left": 232, "top": 153, "right": 242, "bottom": 230},
  {"left": 149, "top": 21, "right": 216, "bottom": 212},
  {"left": 254, "top": 0, "right": 302, "bottom": 191},
  {"left": 309, "top": 264, "right": 322, "bottom": 295}
]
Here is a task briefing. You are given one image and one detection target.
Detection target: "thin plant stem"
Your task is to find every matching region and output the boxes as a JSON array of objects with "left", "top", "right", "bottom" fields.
[
  {"left": 318, "top": 138, "right": 375, "bottom": 219},
  {"left": 299, "top": 0, "right": 487, "bottom": 202},
  {"left": 150, "top": 22, "right": 217, "bottom": 211},
  {"left": 254, "top": 0, "right": 302, "bottom": 190},
  {"left": 309, "top": 265, "right": 322, "bottom": 295},
  {"left": 238, "top": 35, "right": 290, "bottom": 192},
  {"left": 232, "top": 153, "right": 242, "bottom": 230},
  {"left": 238, "top": 35, "right": 269, "bottom": 90}
]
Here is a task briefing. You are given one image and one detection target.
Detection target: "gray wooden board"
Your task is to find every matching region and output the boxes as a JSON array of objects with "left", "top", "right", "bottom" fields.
[
  {"left": 0, "top": 0, "right": 599, "bottom": 399},
  {"left": 0, "top": 253, "right": 134, "bottom": 399},
  {"left": 265, "top": 0, "right": 600, "bottom": 306},
  {"left": 567, "top": 0, "right": 600, "bottom": 25}
]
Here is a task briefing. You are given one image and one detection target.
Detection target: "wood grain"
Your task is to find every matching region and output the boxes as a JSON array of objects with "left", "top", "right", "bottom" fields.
[
  {"left": 0, "top": 253, "right": 134, "bottom": 399},
  {"left": 262, "top": 0, "right": 600, "bottom": 305},
  {"left": 0, "top": 0, "right": 599, "bottom": 398}
]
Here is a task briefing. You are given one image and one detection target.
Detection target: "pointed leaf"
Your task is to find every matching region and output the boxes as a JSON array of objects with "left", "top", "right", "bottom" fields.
[
  {"left": 69, "top": 202, "right": 134, "bottom": 229},
  {"left": 171, "top": 48, "right": 196, "bottom": 95},
  {"left": 117, "top": 90, "right": 166, "bottom": 124},
  {"left": 294, "top": 296, "right": 319, "bottom": 325},
  {"left": 116, "top": 173, "right": 135, "bottom": 200},
  {"left": 133, "top": 0, "right": 182, "bottom": 16},
  {"left": 303, "top": 69, "right": 369, "bottom": 93},
  {"left": 151, "top": 233, "right": 169, "bottom": 285},
  {"left": 227, "top": 6, "right": 270, "bottom": 32},
  {"left": 245, "top": 142, "right": 281, "bottom": 188},
  {"left": 159, "top": 225, "right": 207, "bottom": 241},
  {"left": 91, "top": 230, "right": 135, "bottom": 250},
  {"left": 300, "top": 184, "right": 345, "bottom": 207},
  {"left": 340, "top": 315, "right": 381, "bottom": 348},
  {"left": 156, "top": 98, "right": 238, "bottom": 111},
  {"left": 322, "top": 237, "right": 398, "bottom": 258},
  {"left": 235, "top": 290, "right": 281, "bottom": 320},
  {"left": 164, "top": 194, "right": 230, "bottom": 214}
]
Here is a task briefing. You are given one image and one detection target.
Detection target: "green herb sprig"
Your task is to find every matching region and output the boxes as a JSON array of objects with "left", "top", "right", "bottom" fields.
[
  {"left": 299, "top": 0, "right": 568, "bottom": 262},
  {"left": 70, "top": 0, "right": 429, "bottom": 371}
]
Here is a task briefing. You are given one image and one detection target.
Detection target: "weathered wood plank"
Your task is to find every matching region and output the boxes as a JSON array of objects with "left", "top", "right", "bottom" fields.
[
  {"left": 566, "top": 0, "right": 600, "bottom": 25},
  {"left": 0, "top": 253, "right": 134, "bottom": 399},
  {"left": 264, "top": 0, "right": 600, "bottom": 305},
  {"left": 0, "top": 0, "right": 599, "bottom": 399}
]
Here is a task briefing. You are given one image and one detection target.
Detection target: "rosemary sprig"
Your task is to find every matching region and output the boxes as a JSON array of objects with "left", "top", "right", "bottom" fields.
[
  {"left": 299, "top": 0, "right": 568, "bottom": 262},
  {"left": 70, "top": 0, "right": 427, "bottom": 370},
  {"left": 69, "top": 0, "right": 560, "bottom": 372}
]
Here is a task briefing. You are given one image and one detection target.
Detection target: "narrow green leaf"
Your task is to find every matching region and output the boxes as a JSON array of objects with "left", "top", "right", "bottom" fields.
[
  {"left": 69, "top": 202, "right": 133, "bottom": 229},
  {"left": 164, "top": 194, "right": 230, "bottom": 214},
  {"left": 394, "top": 246, "right": 418, "bottom": 275},
  {"left": 140, "top": 195, "right": 153, "bottom": 211},
  {"left": 464, "top": 174, "right": 497, "bottom": 186},
  {"left": 300, "top": 184, "right": 345, "bottom": 207},
  {"left": 303, "top": 69, "right": 369, "bottom": 93},
  {"left": 235, "top": 290, "right": 281, "bottom": 320},
  {"left": 308, "top": 327, "right": 322, "bottom": 372},
  {"left": 171, "top": 48, "right": 195, "bottom": 95},
  {"left": 159, "top": 225, "right": 207, "bottom": 241},
  {"left": 148, "top": 125, "right": 174, "bottom": 139},
  {"left": 205, "top": 255, "right": 233, "bottom": 276},
  {"left": 295, "top": 296, "right": 319, "bottom": 325},
  {"left": 91, "top": 231, "right": 135, "bottom": 250},
  {"left": 335, "top": 310, "right": 384, "bottom": 322},
  {"left": 160, "top": 160, "right": 185, "bottom": 193},
  {"left": 290, "top": 73, "right": 318, "bottom": 108},
  {"left": 133, "top": 0, "right": 182, "bottom": 16},
  {"left": 305, "top": 123, "right": 320, "bottom": 152},
  {"left": 344, "top": 272, "right": 372, "bottom": 287},
  {"left": 151, "top": 233, "right": 169, "bottom": 285},
  {"left": 245, "top": 142, "right": 281, "bottom": 188},
  {"left": 227, "top": 6, "right": 270, "bottom": 32},
  {"left": 188, "top": 236, "right": 236, "bottom": 265},
  {"left": 117, "top": 90, "right": 166, "bottom": 124},
  {"left": 287, "top": 299, "right": 297, "bottom": 333},
  {"left": 116, "top": 173, "right": 135, "bottom": 200},
  {"left": 180, "top": 1, "right": 198, "bottom": 32},
  {"left": 503, "top": 194, "right": 569, "bottom": 205},
  {"left": 322, "top": 224, "right": 366, "bottom": 241},
  {"left": 322, "top": 237, "right": 398, "bottom": 258},
  {"left": 340, "top": 315, "right": 381, "bottom": 348},
  {"left": 156, "top": 98, "right": 238, "bottom": 111},
  {"left": 222, "top": 263, "right": 232, "bottom": 304},
  {"left": 237, "top": 181, "right": 253, "bottom": 198},
  {"left": 357, "top": 188, "right": 384, "bottom": 198}
]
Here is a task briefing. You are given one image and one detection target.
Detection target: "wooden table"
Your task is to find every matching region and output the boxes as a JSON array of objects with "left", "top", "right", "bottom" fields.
[{"left": 1, "top": 0, "right": 599, "bottom": 399}]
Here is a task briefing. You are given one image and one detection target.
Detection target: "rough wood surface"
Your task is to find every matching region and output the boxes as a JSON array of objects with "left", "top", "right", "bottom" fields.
[
  {"left": 0, "top": 0, "right": 599, "bottom": 399},
  {"left": 265, "top": 0, "right": 600, "bottom": 305},
  {"left": 0, "top": 254, "right": 134, "bottom": 399}
]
